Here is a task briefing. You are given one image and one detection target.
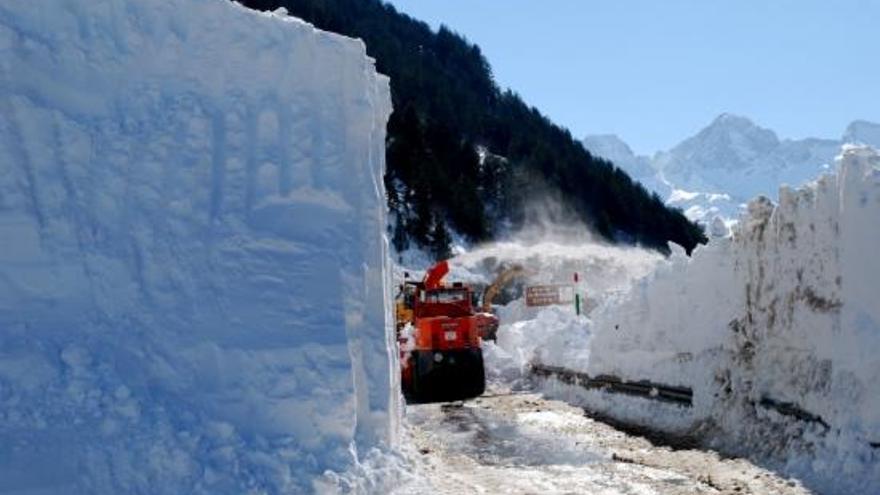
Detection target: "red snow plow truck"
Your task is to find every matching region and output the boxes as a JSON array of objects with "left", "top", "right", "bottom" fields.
[{"left": 395, "top": 261, "right": 497, "bottom": 403}]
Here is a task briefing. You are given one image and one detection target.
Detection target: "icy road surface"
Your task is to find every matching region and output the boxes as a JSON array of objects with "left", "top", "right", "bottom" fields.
[{"left": 395, "top": 387, "right": 809, "bottom": 494}]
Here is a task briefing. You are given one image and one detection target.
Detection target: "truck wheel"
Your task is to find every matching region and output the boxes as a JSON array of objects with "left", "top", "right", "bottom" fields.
[
  {"left": 466, "top": 349, "right": 486, "bottom": 397},
  {"left": 404, "top": 349, "right": 486, "bottom": 404},
  {"left": 401, "top": 354, "right": 416, "bottom": 402}
]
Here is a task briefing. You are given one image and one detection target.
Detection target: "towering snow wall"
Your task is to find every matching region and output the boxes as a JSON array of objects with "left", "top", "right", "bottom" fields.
[
  {"left": 547, "top": 147, "right": 880, "bottom": 494},
  {"left": 0, "top": 0, "right": 396, "bottom": 493}
]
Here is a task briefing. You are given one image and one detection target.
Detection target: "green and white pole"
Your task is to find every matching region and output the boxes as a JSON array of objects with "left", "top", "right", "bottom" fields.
[{"left": 574, "top": 272, "right": 581, "bottom": 316}]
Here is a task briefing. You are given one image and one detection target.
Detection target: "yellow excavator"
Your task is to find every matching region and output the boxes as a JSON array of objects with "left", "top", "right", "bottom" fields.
[{"left": 477, "top": 264, "right": 531, "bottom": 341}]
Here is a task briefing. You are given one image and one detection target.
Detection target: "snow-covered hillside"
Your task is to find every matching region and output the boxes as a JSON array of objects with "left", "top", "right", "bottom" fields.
[
  {"left": 0, "top": 1, "right": 396, "bottom": 493},
  {"left": 543, "top": 147, "right": 880, "bottom": 494},
  {"left": 584, "top": 115, "right": 880, "bottom": 225}
]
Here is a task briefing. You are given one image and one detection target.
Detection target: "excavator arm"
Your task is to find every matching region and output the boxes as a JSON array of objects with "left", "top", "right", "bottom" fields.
[{"left": 481, "top": 265, "right": 530, "bottom": 313}]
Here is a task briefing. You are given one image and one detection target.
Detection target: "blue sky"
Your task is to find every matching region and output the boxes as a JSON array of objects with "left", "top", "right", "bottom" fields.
[{"left": 385, "top": 0, "right": 880, "bottom": 155}]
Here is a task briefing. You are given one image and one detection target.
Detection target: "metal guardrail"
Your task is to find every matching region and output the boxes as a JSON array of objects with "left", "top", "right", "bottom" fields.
[
  {"left": 532, "top": 363, "right": 839, "bottom": 435},
  {"left": 530, "top": 363, "right": 693, "bottom": 407},
  {"left": 755, "top": 396, "right": 829, "bottom": 430},
  {"left": 531, "top": 363, "right": 880, "bottom": 454}
]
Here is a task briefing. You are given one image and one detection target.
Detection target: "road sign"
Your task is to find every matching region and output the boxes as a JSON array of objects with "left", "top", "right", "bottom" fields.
[{"left": 525, "top": 284, "right": 574, "bottom": 307}]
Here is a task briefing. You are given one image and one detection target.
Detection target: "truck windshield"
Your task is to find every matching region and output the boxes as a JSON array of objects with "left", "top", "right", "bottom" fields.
[{"left": 424, "top": 288, "right": 467, "bottom": 304}]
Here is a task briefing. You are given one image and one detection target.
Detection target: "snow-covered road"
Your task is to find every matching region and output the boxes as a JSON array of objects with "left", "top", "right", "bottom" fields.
[{"left": 395, "top": 386, "right": 809, "bottom": 495}]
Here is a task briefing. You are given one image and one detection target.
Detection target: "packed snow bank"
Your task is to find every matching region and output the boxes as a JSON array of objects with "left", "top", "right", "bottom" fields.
[
  {"left": 486, "top": 307, "right": 592, "bottom": 388},
  {"left": 546, "top": 147, "right": 880, "bottom": 494},
  {"left": 0, "top": 0, "right": 397, "bottom": 493}
]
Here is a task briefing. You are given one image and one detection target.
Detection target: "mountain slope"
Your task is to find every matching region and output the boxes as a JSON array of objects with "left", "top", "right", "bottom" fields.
[{"left": 237, "top": 0, "right": 707, "bottom": 255}]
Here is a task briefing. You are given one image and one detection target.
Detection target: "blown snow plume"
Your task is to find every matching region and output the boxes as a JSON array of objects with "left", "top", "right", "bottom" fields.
[
  {"left": 553, "top": 146, "right": 880, "bottom": 494},
  {"left": 450, "top": 194, "right": 662, "bottom": 301},
  {"left": 0, "top": 0, "right": 397, "bottom": 493}
]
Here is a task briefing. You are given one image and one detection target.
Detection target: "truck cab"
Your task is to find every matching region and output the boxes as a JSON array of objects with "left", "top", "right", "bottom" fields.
[{"left": 395, "top": 263, "right": 491, "bottom": 403}]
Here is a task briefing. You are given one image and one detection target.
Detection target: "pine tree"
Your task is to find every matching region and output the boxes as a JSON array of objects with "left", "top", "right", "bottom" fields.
[{"left": 429, "top": 214, "right": 453, "bottom": 260}]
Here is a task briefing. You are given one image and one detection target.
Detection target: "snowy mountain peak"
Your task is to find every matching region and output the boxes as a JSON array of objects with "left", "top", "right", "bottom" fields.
[
  {"left": 652, "top": 114, "right": 786, "bottom": 201},
  {"left": 582, "top": 134, "right": 637, "bottom": 162},
  {"left": 712, "top": 112, "right": 758, "bottom": 127},
  {"left": 582, "top": 134, "right": 660, "bottom": 187},
  {"left": 692, "top": 113, "right": 780, "bottom": 151},
  {"left": 843, "top": 119, "right": 880, "bottom": 147},
  {"left": 585, "top": 113, "right": 865, "bottom": 226}
]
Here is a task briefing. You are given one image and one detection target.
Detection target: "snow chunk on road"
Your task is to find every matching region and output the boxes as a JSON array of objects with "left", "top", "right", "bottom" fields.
[
  {"left": 489, "top": 306, "right": 593, "bottom": 385},
  {"left": 0, "top": 0, "right": 396, "bottom": 493}
]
